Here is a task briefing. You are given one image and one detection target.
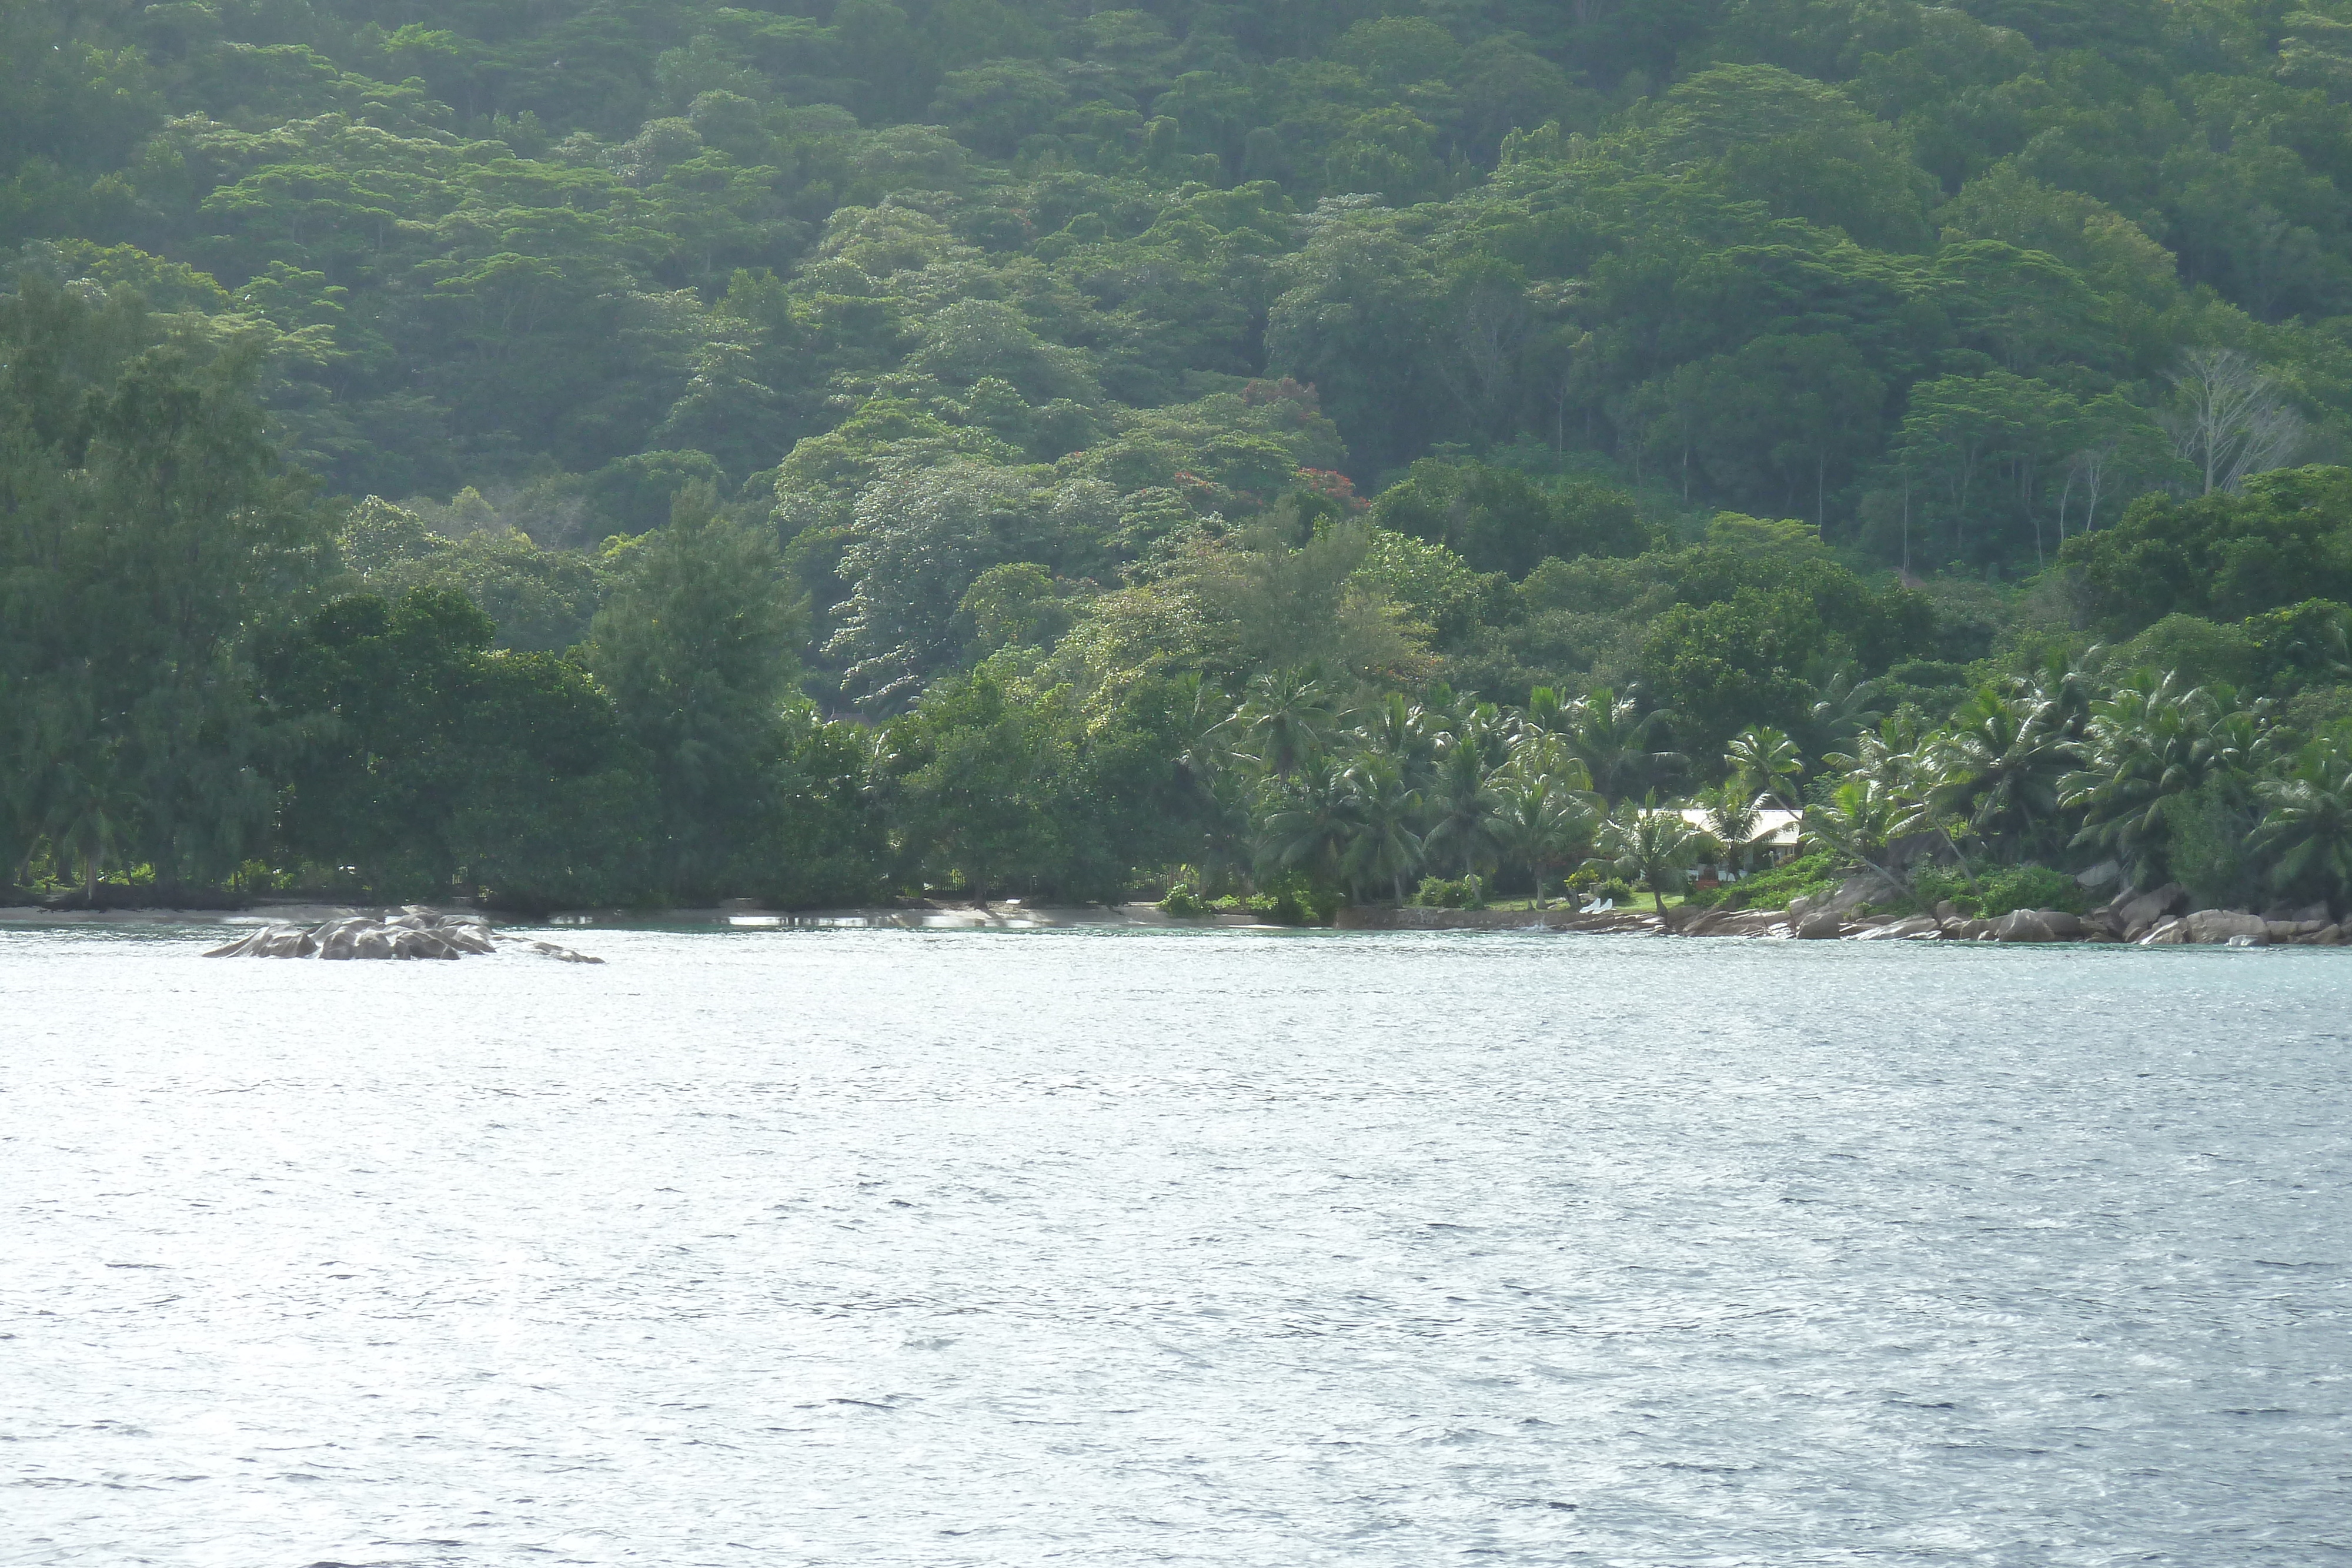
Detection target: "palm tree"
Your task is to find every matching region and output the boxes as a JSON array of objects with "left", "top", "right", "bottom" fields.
[
  {"left": 2003, "top": 644, "right": 2104, "bottom": 741},
  {"left": 1417, "top": 681, "right": 1471, "bottom": 738},
  {"left": 1802, "top": 775, "right": 1915, "bottom": 890},
  {"left": 1823, "top": 710, "right": 1976, "bottom": 891},
  {"left": 1352, "top": 690, "right": 1439, "bottom": 784},
  {"left": 1795, "top": 666, "right": 1884, "bottom": 760},
  {"left": 1168, "top": 672, "right": 1242, "bottom": 781},
  {"left": 2061, "top": 672, "right": 2277, "bottom": 887},
  {"left": 1337, "top": 753, "right": 1424, "bottom": 904},
  {"left": 1589, "top": 795, "right": 1714, "bottom": 915},
  {"left": 1508, "top": 733, "right": 1595, "bottom": 795},
  {"left": 1488, "top": 763, "right": 1601, "bottom": 908},
  {"left": 1925, "top": 686, "right": 2072, "bottom": 859},
  {"left": 1165, "top": 674, "right": 1253, "bottom": 894},
  {"left": 1451, "top": 699, "right": 1513, "bottom": 769},
  {"left": 1239, "top": 666, "right": 1334, "bottom": 779},
  {"left": 1421, "top": 741, "right": 1504, "bottom": 877},
  {"left": 1563, "top": 686, "right": 1683, "bottom": 802},
  {"left": 1511, "top": 685, "right": 1568, "bottom": 750},
  {"left": 1726, "top": 725, "right": 1805, "bottom": 811},
  {"left": 1823, "top": 710, "right": 1925, "bottom": 784},
  {"left": 2251, "top": 741, "right": 2352, "bottom": 908},
  {"left": 1257, "top": 760, "right": 1355, "bottom": 888},
  {"left": 46, "top": 758, "right": 136, "bottom": 907},
  {"left": 1699, "top": 778, "right": 1765, "bottom": 875}
]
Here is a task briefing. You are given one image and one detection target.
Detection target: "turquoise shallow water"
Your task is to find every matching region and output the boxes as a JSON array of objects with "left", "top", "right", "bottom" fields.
[{"left": 4, "top": 924, "right": 2350, "bottom": 1566}]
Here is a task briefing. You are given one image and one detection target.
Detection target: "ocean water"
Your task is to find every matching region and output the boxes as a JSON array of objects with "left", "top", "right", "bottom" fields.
[{"left": 4, "top": 923, "right": 2349, "bottom": 1567}]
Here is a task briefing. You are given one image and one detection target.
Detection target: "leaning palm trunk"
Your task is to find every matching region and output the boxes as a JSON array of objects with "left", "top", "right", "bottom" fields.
[
  {"left": 1805, "top": 779, "right": 1920, "bottom": 898},
  {"left": 1931, "top": 822, "right": 1982, "bottom": 892}
]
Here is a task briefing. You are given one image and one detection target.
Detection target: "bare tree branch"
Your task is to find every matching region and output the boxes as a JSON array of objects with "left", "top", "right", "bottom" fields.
[{"left": 2161, "top": 348, "right": 2306, "bottom": 495}]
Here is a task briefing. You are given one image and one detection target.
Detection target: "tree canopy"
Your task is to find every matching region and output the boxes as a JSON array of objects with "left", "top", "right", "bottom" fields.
[{"left": 15, "top": 0, "right": 2352, "bottom": 914}]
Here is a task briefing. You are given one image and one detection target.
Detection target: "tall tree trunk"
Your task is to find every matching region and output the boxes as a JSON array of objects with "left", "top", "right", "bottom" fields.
[{"left": 1900, "top": 478, "right": 1911, "bottom": 576}]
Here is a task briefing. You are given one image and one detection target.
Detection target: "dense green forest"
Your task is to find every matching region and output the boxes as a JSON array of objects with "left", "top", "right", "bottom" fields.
[{"left": 8, "top": 0, "right": 2352, "bottom": 914}]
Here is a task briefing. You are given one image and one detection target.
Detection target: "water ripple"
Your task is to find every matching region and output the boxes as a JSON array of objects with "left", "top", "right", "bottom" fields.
[{"left": 3, "top": 926, "right": 2349, "bottom": 1565}]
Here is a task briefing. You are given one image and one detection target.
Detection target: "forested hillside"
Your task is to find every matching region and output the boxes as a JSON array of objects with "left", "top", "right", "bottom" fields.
[{"left": 9, "top": 0, "right": 2352, "bottom": 914}]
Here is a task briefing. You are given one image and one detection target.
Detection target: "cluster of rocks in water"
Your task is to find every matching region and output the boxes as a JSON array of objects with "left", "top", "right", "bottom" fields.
[
  {"left": 1678, "top": 877, "right": 2343, "bottom": 946},
  {"left": 202, "top": 908, "right": 601, "bottom": 962}
]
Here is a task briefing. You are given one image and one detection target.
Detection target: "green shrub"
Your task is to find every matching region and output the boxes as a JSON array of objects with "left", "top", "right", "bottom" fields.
[
  {"left": 1909, "top": 862, "right": 2089, "bottom": 918},
  {"left": 1414, "top": 874, "right": 1488, "bottom": 908},
  {"left": 1251, "top": 879, "right": 1345, "bottom": 926},
  {"left": 1715, "top": 850, "right": 1845, "bottom": 911},
  {"left": 1563, "top": 869, "right": 1633, "bottom": 905},
  {"left": 2114, "top": 613, "right": 2260, "bottom": 691},
  {"left": 1980, "top": 865, "right": 2089, "bottom": 918},
  {"left": 1176, "top": 874, "right": 1342, "bottom": 925},
  {"left": 1560, "top": 870, "right": 1635, "bottom": 907},
  {"left": 1157, "top": 882, "right": 1210, "bottom": 917},
  {"left": 1263, "top": 876, "right": 1341, "bottom": 926}
]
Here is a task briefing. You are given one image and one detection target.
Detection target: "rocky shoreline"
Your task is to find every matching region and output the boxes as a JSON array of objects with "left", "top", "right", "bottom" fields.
[
  {"left": 6, "top": 888, "right": 2339, "bottom": 947},
  {"left": 1346, "top": 877, "right": 2345, "bottom": 945}
]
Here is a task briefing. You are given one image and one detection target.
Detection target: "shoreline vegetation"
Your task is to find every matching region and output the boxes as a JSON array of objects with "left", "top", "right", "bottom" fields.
[{"left": 12, "top": 4, "right": 2352, "bottom": 925}]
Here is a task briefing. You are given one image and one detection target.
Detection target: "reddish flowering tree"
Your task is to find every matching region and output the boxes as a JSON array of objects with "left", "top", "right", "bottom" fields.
[
  {"left": 1244, "top": 376, "right": 1321, "bottom": 413},
  {"left": 1298, "top": 467, "right": 1369, "bottom": 513}
]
